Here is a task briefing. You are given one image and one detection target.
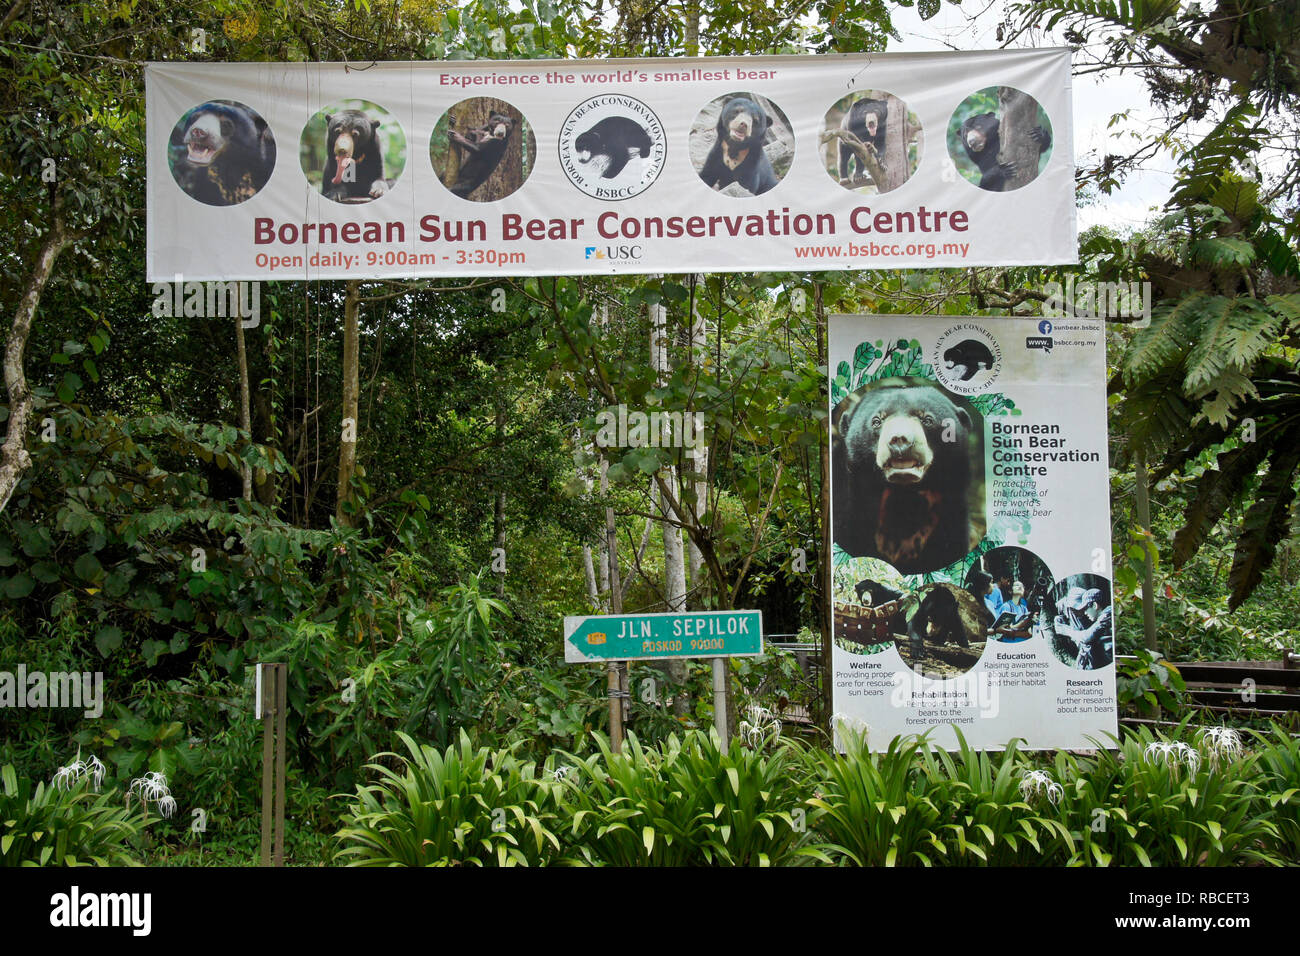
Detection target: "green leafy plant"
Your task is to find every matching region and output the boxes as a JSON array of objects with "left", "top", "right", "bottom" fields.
[
  {"left": 1116, "top": 648, "right": 1187, "bottom": 719},
  {"left": 1058, "top": 726, "right": 1281, "bottom": 866},
  {"left": 0, "top": 763, "right": 144, "bottom": 866},
  {"left": 1251, "top": 723, "right": 1300, "bottom": 860},
  {"left": 335, "top": 731, "right": 563, "bottom": 867},
  {"left": 917, "top": 732, "right": 1070, "bottom": 866},
  {"left": 801, "top": 731, "right": 947, "bottom": 866}
]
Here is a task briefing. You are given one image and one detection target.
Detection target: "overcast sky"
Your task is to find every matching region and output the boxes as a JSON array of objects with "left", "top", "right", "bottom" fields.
[{"left": 883, "top": 0, "right": 1175, "bottom": 233}]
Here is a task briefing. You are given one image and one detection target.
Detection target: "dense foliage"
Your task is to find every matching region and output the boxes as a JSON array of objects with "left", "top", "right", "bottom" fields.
[{"left": 0, "top": 0, "right": 1296, "bottom": 866}]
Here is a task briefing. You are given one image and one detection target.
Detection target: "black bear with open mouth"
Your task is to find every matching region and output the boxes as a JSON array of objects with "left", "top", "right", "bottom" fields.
[
  {"left": 698, "top": 97, "right": 779, "bottom": 196},
  {"left": 322, "top": 109, "right": 388, "bottom": 203},
  {"left": 834, "top": 384, "right": 975, "bottom": 573},
  {"left": 172, "top": 102, "right": 276, "bottom": 206}
]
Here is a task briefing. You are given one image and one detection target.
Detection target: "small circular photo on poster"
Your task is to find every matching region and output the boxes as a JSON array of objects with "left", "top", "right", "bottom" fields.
[
  {"left": 822, "top": 90, "right": 922, "bottom": 194},
  {"left": 300, "top": 100, "right": 406, "bottom": 204},
  {"left": 689, "top": 92, "right": 794, "bottom": 197},
  {"left": 831, "top": 376, "right": 985, "bottom": 574},
  {"left": 1037, "top": 574, "right": 1113, "bottom": 669},
  {"left": 431, "top": 98, "right": 537, "bottom": 202},
  {"left": 558, "top": 95, "right": 666, "bottom": 200},
  {"left": 946, "top": 86, "right": 1053, "bottom": 192},
  {"left": 966, "top": 546, "right": 1055, "bottom": 644},
  {"left": 833, "top": 558, "right": 910, "bottom": 657},
  {"left": 168, "top": 100, "right": 276, "bottom": 207},
  {"left": 831, "top": 561, "right": 989, "bottom": 680}
]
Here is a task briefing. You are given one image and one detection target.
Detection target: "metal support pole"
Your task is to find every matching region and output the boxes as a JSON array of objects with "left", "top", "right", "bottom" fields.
[
  {"left": 712, "top": 657, "right": 729, "bottom": 742},
  {"left": 258, "top": 662, "right": 287, "bottom": 867}
]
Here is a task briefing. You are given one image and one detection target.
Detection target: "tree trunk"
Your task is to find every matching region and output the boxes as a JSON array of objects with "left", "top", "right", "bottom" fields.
[
  {"left": 998, "top": 87, "right": 1041, "bottom": 191},
  {"left": 882, "top": 93, "right": 908, "bottom": 192},
  {"left": 235, "top": 312, "right": 253, "bottom": 503},
  {"left": 815, "top": 282, "right": 833, "bottom": 726},
  {"left": 494, "top": 394, "right": 506, "bottom": 598},
  {"left": 0, "top": 210, "right": 78, "bottom": 515},
  {"left": 684, "top": 0, "right": 700, "bottom": 56},
  {"left": 652, "top": 300, "right": 690, "bottom": 713},
  {"left": 335, "top": 280, "right": 361, "bottom": 526}
]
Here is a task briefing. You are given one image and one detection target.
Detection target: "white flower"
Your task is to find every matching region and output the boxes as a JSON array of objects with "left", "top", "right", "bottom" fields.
[
  {"left": 550, "top": 765, "right": 573, "bottom": 782},
  {"left": 53, "top": 762, "right": 82, "bottom": 791},
  {"left": 53, "top": 755, "right": 106, "bottom": 792},
  {"left": 1198, "top": 726, "right": 1244, "bottom": 768},
  {"left": 739, "top": 704, "right": 781, "bottom": 748},
  {"left": 86, "top": 756, "right": 106, "bottom": 792},
  {"left": 128, "top": 771, "right": 172, "bottom": 804},
  {"left": 1018, "top": 768, "right": 1063, "bottom": 805},
  {"left": 157, "top": 794, "right": 177, "bottom": 819},
  {"left": 1143, "top": 739, "right": 1201, "bottom": 773}
]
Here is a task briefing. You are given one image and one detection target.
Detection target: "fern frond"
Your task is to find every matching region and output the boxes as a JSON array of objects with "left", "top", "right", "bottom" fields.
[
  {"left": 1265, "top": 293, "right": 1300, "bottom": 325},
  {"left": 1256, "top": 231, "right": 1300, "bottom": 279},
  {"left": 1189, "top": 236, "right": 1255, "bottom": 268},
  {"left": 1228, "top": 439, "right": 1300, "bottom": 608},
  {"left": 1172, "top": 441, "right": 1269, "bottom": 567},
  {"left": 1183, "top": 297, "right": 1278, "bottom": 394},
  {"left": 1121, "top": 293, "right": 1208, "bottom": 385},
  {"left": 1118, "top": 369, "right": 1197, "bottom": 458},
  {"left": 1195, "top": 368, "right": 1259, "bottom": 427}
]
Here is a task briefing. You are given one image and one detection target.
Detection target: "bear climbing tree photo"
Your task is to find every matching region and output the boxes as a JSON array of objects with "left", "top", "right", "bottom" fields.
[
  {"left": 434, "top": 97, "right": 535, "bottom": 202},
  {"left": 949, "top": 86, "right": 1053, "bottom": 192}
]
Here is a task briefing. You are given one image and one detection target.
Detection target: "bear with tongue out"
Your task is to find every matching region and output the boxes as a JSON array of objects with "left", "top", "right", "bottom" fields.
[
  {"left": 322, "top": 110, "right": 387, "bottom": 203},
  {"left": 834, "top": 384, "right": 976, "bottom": 573}
]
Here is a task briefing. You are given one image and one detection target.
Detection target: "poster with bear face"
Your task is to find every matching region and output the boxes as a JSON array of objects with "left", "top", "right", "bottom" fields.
[
  {"left": 829, "top": 314, "right": 1117, "bottom": 751},
  {"left": 145, "top": 49, "right": 1075, "bottom": 280}
]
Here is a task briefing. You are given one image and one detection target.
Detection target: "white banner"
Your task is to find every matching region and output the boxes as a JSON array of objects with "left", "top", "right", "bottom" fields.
[
  {"left": 145, "top": 50, "right": 1076, "bottom": 280},
  {"left": 829, "top": 314, "right": 1115, "bottom": 751}
]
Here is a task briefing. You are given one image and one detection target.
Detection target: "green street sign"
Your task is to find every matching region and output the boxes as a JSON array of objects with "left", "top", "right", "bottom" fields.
[{"left": 564, "top": 610, "right": 763, "bottom": 663}]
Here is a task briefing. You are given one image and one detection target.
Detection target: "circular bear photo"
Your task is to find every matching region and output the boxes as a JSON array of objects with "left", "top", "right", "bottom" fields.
[
  {"left": 432, "top": 98, "right": 537, "bottom": 202},
  {"left": 947, "top": 87, "right": 1053, "bottom": 192},
  {"left": 831, "top": 376, "right": 986, "bottom": 575},
  {"left": 168, "top": 100, "right": 276, "bottom": 207},
  {"left": 966, "top": 546, "right": 1054, "bottom": 644},
  {"left": 558, "top": 94, "right": 666, "bottom": 200},
  {"left": 822, "top": 90, "right": 922, "bottom": 194},
  {"left": 832, "top": 560, "right": 992, "bottom": 680},
  {"left": 1036, "top": 574, "right": 1113, "bottom": 669},
  {"left": 300, "top": 100, "right": 406, "bottom": 204},
  {"left": 689, "top": 92, "right": 794, "bottom": 198}
]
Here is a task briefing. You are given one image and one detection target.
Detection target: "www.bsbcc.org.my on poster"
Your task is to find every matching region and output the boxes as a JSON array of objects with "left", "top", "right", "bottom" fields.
[{"left": 829, "top": 315, "right": 1116, "bottom": 751}]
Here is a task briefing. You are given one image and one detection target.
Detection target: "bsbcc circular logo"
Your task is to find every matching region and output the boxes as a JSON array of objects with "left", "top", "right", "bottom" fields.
[
  {"left": 932, "top": 324, "right": 1002, "bottom": 394},
  {"left": 558, "top": 95, "right": 666, "bottom": 201}
]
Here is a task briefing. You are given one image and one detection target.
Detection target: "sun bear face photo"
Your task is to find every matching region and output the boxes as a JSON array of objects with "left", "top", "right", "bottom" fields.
[
  {"left": 168, "top": 100, "right": 276, "bottom": 206},
  {"left": 689, "top": 92, "right": 793, "bottom": 198},
  {"left": 832, "top": 381, "right": 984, "bottom": 574},
  {"left": 299, "top": 99, "right": 406, "bottom": 204}
]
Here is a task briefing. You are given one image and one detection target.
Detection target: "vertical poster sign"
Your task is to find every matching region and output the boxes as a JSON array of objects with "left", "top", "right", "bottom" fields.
[{"left": 829, "top": 315, "right": 1116, "bottom": 750}]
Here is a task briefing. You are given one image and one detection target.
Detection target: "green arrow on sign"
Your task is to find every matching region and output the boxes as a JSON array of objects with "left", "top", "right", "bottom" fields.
[{"left": 564, "top": 610, "right": 763, "bottom": 663}]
